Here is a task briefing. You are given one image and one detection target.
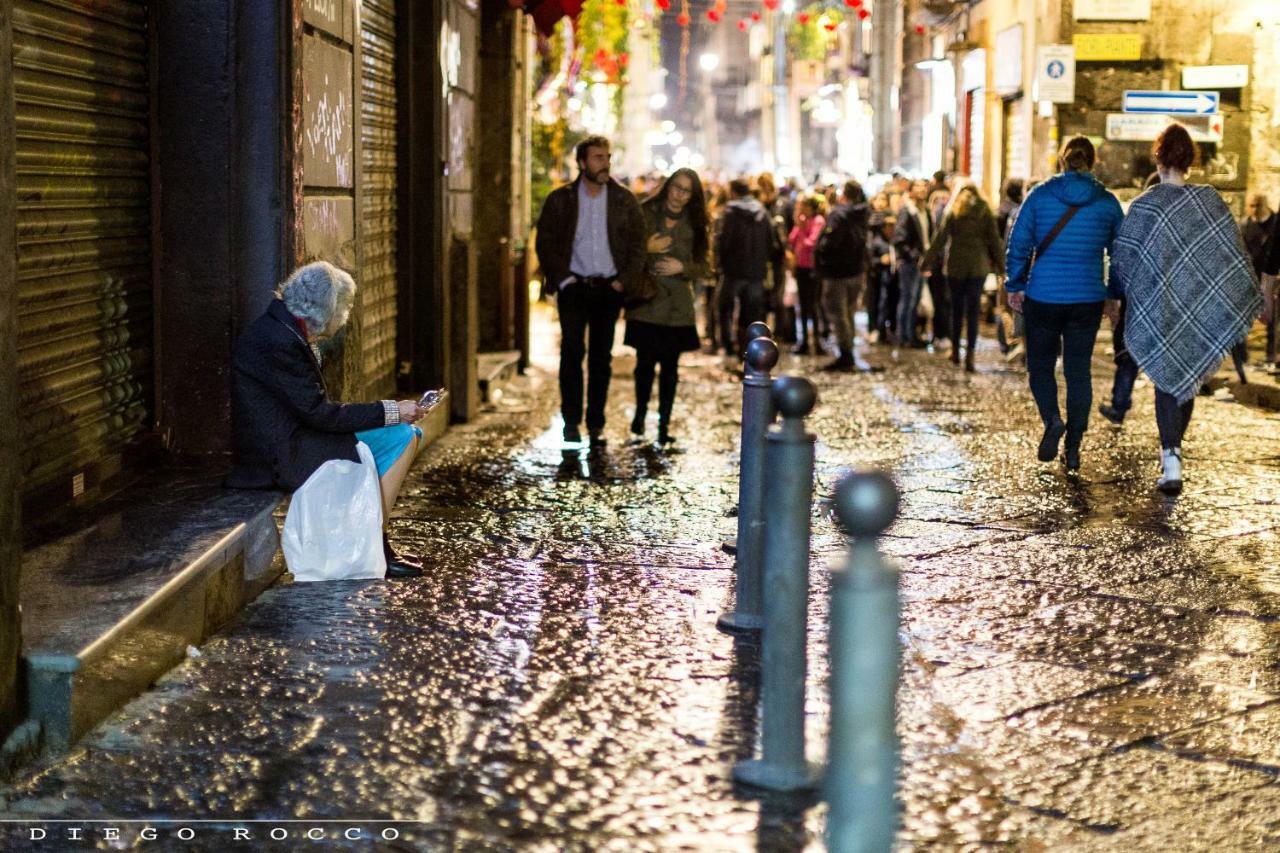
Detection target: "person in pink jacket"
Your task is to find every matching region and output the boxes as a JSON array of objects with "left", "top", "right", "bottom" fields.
[{"left": 788, "top": 194, "right": 826, "bottom": 354}]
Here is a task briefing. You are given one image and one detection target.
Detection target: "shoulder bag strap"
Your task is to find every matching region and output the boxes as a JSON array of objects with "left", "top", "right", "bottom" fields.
[{"left": 1033, "top": 203, "right": 1083, "bottom": 262}]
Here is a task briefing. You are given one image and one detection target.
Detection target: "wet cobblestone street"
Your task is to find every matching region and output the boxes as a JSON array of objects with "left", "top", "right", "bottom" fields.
[{"left": 4, "top": 316, "right": 1280, "bottom": 851}]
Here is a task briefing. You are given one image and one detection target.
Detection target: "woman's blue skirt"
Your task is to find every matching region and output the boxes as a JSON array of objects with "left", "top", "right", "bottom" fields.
[{"left": 355, "top": 423, "right": 422, "bottom": 477}]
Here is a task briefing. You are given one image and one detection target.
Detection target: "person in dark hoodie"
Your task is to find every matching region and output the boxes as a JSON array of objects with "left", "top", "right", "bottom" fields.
[
  {"left": 1006, "top": 135, "right": 1124, "bottom": 472},
  {"left": 815, "top": 179, "right": 871, "bottom": 370},
  {"left": 715, "top": 177, "right": 774, "bottom": 353}
]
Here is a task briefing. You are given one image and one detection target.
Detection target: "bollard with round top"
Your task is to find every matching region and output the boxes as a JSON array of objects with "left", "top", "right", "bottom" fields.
[
  {"left": 825, "top": 471, "right": 901, "bottom": 853},
  {"left": 717, "top": 335, "right": 779, "bottom": 633},
  {"left": 733, "top": 375, "right": 822, "bottom": 792}
]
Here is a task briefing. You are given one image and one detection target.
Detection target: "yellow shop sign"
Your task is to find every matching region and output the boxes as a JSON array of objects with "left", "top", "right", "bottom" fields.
[{"left": 1072, "top": 33, "right": 1143, "bottom": 62}]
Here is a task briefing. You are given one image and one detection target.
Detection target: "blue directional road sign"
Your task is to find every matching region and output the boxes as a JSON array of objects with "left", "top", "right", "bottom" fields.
[{"left": 1122, "top": 90, "right": 1220, "bottom": 115}]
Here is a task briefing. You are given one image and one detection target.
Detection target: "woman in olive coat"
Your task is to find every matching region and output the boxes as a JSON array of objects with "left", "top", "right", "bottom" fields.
[
  {"left": 922, "top": 183, "right": 1006, "bottom": 372},
  {"left": 626, "top": 168, "right": 709, "bottom": 445}
]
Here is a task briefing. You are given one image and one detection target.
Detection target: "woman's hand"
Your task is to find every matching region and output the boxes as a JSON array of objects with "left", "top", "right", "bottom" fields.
[
  {"left": 653, "top": 257, "right": 684, "bottom": 276},
  {"left": 1007, "top": 291, "right": 1025, "bottom": 314},
  {"left": 647, "top": 234, "right": 673, "bottom": 254},
  {"left": 397, "top": 400, "right": 423, "bottom": 424}
]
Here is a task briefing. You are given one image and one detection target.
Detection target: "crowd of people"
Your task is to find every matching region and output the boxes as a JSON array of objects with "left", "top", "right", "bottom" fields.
[{"left": 535, "top": 129, "right": 1277, "bottom": 494}]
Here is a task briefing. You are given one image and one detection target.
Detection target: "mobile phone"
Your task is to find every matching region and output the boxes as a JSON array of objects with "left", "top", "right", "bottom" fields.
[{"left": 418, "top": 388, "right": 447, "bottom": 409}]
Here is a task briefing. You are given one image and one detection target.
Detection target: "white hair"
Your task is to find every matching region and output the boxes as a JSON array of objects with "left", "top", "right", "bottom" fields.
[{"left": 278, "top": 261, "right": 356, "bottom": 336}]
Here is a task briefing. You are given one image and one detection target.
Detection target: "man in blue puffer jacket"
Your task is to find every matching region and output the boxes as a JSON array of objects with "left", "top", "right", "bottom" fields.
[{"left": 1006, "top": 136, "right": 1124, "bottom": 472}]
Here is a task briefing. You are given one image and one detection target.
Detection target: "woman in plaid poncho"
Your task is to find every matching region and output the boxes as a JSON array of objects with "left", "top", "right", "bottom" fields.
[{"left": 1109, "top": 124, "right": 1262, "bottom": 494}]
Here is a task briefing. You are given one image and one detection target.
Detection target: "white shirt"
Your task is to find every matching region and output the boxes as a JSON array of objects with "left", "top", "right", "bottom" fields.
[{"left": 568, "top": 180, "right": 617, "bottom": 283}]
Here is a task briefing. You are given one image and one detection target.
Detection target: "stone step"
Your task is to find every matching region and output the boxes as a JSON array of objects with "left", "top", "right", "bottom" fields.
[
  {"left": 17, "top": 400, "right": 452, "bottom": 758},
  {"left": 477, "top": 350, "right": 522, "bottom": 404},
  {"left": 20, "top": 474, "right": 287, "bottom": 754}
]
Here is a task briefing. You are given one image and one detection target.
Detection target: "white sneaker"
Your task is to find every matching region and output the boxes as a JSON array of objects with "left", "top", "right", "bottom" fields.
[{"left": 1157, "top": 448, "right": 1183, "bottom": 494}]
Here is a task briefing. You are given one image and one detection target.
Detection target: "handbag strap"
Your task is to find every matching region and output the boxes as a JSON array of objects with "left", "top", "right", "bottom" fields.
[{"left": 1034, "top": 204, "right": 1083, "bottom": 262}]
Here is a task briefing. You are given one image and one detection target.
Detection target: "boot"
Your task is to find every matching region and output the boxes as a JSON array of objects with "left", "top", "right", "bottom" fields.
[
  {"left": 383, "top": 534, "right": 423, "bottom": 579},
  {"left": 950, "top": 347, "right": 961, "bottom": 366},
  {"left": 964, "top": 350, "right": 975, "bottom": 373},
  {"left": 1157, "top": 448, "right": 1183, "bottom": 494},
  {"left": 630, "top": 411, "right": 646, "bottom": 437},
  {"left": 821, "top": 350, "right": 857, "bottom": 372},
  {"left": 1037, "top": 419, "right": 1066, "bottom": 462},
  {"left": 1062, "top": 434, "right": 1082, "bottom": 472},
  {"left": 792, "top": 338, "right": 810, "bottom": 355}
]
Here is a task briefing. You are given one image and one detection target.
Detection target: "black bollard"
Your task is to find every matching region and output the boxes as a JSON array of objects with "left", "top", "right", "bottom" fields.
[
  {"left": 826, "top": 472, "right": 901, "bottom": 852},
  {"left": 718, "top": 336, "right": 779, "bottom": 633},
  {"left": 733, "top": 375, "right": 821, "bottom": 792}
]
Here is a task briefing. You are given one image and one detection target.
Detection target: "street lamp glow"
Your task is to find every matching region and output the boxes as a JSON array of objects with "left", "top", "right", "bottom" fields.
[
  {"left": 667, "top": 131, "right": 683, "bottom": 146},
  {"left": 661, "top": 120, "right": 676, "bottom": 133},
  {"left": 698, "top": 53, "right": 720, "bottom": 72},
  {"left": 649, "top": 92, "right": 668, "bottom": 110},
  {"left": 782, "top": 0, "right": 796, "bottom": 14}
]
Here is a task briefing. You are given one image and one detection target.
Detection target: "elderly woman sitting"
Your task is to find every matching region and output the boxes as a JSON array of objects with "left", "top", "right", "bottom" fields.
[{"left": 225, "top": 261, "right": 427, "bottom": 578}]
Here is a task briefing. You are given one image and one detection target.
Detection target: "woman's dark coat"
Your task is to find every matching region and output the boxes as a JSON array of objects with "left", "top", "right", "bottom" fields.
[{"left": 225, "top": 299, "right": 386, "bottom": 491}]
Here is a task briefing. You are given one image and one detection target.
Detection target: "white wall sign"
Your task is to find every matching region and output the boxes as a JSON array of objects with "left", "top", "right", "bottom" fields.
[
  {"left": 1182, "top": 65, "right": 1249, "bottom": 89},
  {"left": 1074, "top": 0, "right": 1150, "bottom": 21},
  {"left": 1036, "top": 45, "right": 1076, "bottom": 104},
  {"left": 995, "top": 26, "right": 1024, "bottom": 96},
  {"left": 1105, "top": 113, "right": 1223, "bottom": 143}
]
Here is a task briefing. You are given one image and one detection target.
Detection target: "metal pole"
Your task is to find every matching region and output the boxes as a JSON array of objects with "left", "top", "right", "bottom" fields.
[
  {"left": 718, "top": 335, "right": 779, "bottom": 633},
  {"left": 826, "top": 472, "right": 901, "bottom": 853},
  {"left": 722, "top": 321, "right": 774, "bottom": 558},
  {"left": 733, "top": 375, "right": 820, "bottom": 792}
]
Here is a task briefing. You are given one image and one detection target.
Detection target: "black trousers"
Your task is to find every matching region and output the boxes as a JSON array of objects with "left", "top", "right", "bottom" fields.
[
  {"left": 927, "top": 272, "right": 951, "bottom": 341},
  {"left": 1024, "top": 298, "right": 1104, "bottom": 443},
  {"left": 948, "top": 277, "right": 985, "bottom": 353},
  {"left": 1155, "top": 388, "right": 1194, "bottom": 449},
  {"left": 634, "top": 349, "right": 680, "bottom": 428},
  {"left": 1109, "top": 298, "right": 1140, "bottom": 413},
  {"left": 558, "top": 280, "right": 623, "bottom": 431},
  {"left": 794, "top": 267, "right": 821, "bottom": 344}
]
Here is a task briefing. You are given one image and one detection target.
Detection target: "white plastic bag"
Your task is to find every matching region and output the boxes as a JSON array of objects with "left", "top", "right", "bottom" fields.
[{"left": 282, "top": 441, "right": 387, "bottom": 582}]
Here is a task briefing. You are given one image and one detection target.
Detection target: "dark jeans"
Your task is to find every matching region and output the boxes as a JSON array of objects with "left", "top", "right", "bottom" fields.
[
  {"left": 794, "top": 267, "right": 821, "bottom": 344},
  {"left": 558, "top": 280, "right": 623, "bottom": 431},
  {"left": 1110, "top": 298, "right": 1140, "bottom": 414},
  {"left": 634, "top": 349, "right": 680, "bottom": 428},
  {"left": 871, "top": 269, "right": 899, "bottom": 337},
  {"left": 927, "top": 272, "right": 952, "bottom": 342},
  {"left": 948, "top": 276, "right": 984, "bottom": 353},
  {"left": 1155, "top": 388, "right": 1194, "bottom": 449},
  {"left": 897, "top": 262, "right": 923, "bottom": 344},
  {"left": 717, "top": 277, "right": 766, "bottom": 355},
  {"left": 1024, "top": 297, "right": 1104, "bottom": 443}
]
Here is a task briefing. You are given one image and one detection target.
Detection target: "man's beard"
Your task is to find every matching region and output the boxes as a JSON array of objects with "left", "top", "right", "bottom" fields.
[{"left": 588, "top": 166, "right": 609, "bottom": 184}]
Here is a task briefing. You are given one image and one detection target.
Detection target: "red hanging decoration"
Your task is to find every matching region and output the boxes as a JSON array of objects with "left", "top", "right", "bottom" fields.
[
  {"left": 856, "top": 7, "right": 870, "bottom": 18},
  {"left": 750, "top": 10, "right": 761, "bottom": 20},
  {"left": 714, "top": 0, "right": 727, "bottom": 11},
  {"left": 762, "top": 0, "right": 779, "bottom": 9},
  {"left": 614, "top": 0, "right": 625, "bottom": 5},
  {"left": 823, "top": 20, "right": 837, "bottom": 30},
  {"left": 797, "top": 11, "right": 810, "bottom": 23},
  {"left": 618, "top": 52, "right": 630, "bottom": 66},
  {"left": 737, "top": 18, "right": 749, "bottom": 30},
  {"left": 914, "top": 24, "right": 926, "bottom": 34},
  {"left": 676, "top": 10, "right": 690, "bottom": 24},
  {"left": 656, "top": 0, "right": 670, "bottom": 8},
  {"left": 706, "top": 8, "right": 720, "bottom": 21}
]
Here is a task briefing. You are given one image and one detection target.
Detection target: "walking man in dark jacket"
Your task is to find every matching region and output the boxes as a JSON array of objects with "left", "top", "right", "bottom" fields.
[
  {"left": 894, "top": 180, "right": 934, "bottom": 346},
  {"left": 1242, "top": 194, "right": 1276, "bottom": 364},
  {"left": 715, "top": 178, "right": 774, "bottom": 353},
  {"left": 815, "top": 180, "right": 870, "bottom": 370},
  {"left": 535, "top": 136, "right": 646, "bottom": 447}
]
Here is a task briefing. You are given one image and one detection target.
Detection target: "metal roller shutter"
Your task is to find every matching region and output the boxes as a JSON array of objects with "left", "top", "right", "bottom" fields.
[
  {"left": 360, "top": 0, "right": 398, "bottom": 399},
  {"left": 12, "top": 0, "right": 152, "bottom": 497}
]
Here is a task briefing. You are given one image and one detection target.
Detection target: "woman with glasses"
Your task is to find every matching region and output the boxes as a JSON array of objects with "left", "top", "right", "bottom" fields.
[{"left": 626, "top": 168, "right": 709, "bottom": 445}]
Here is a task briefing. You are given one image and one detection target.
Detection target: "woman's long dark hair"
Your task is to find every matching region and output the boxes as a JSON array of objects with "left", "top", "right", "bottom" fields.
[{"left": 647, "top": 168, "right": 708, "bottom": 264}]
